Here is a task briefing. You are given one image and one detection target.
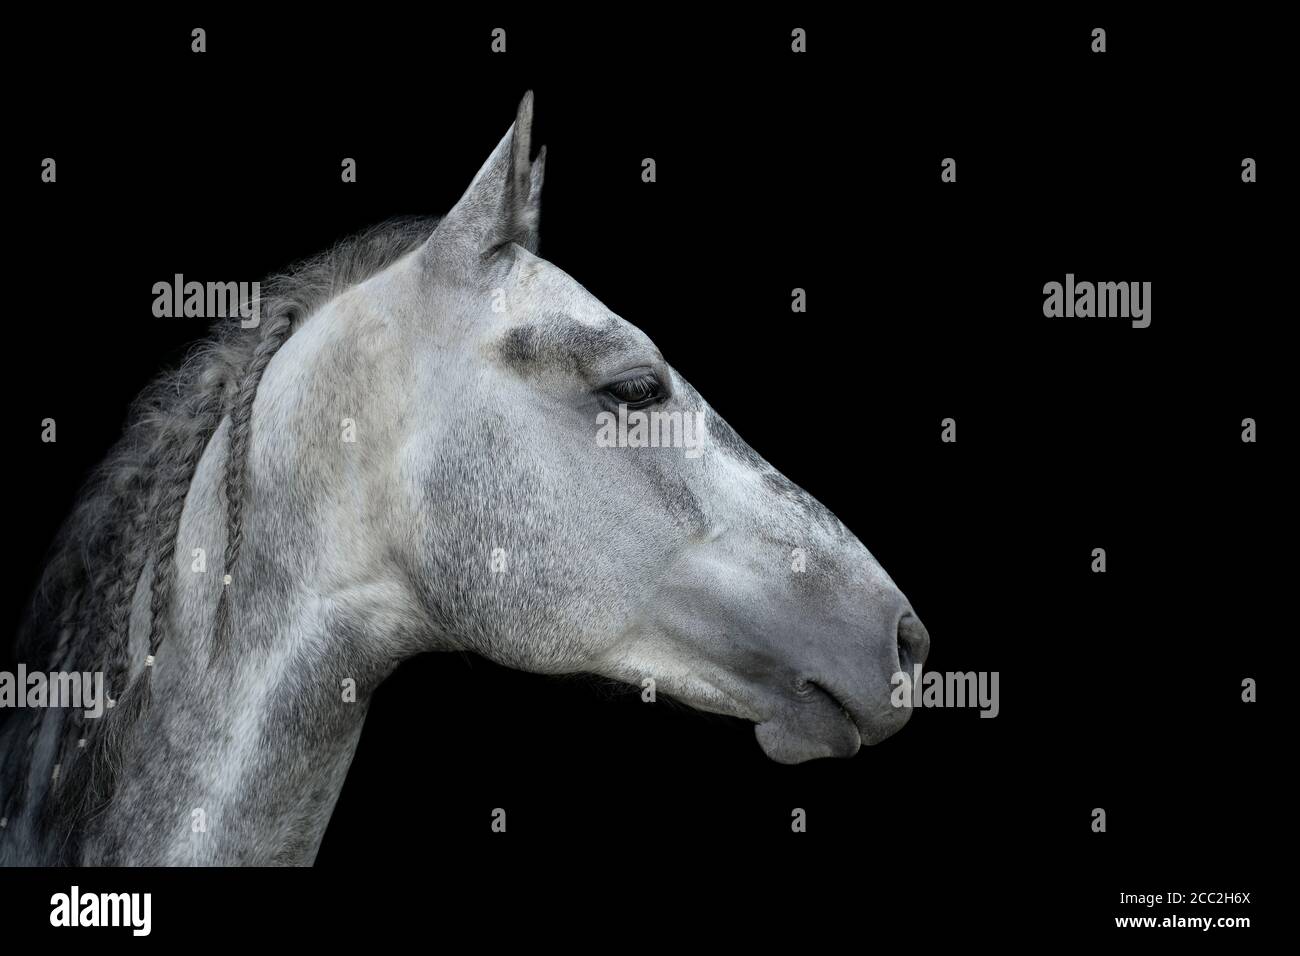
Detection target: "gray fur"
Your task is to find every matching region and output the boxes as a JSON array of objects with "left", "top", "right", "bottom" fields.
[{"left": 0, "top": 95, "right": 928, "bottom": 865}]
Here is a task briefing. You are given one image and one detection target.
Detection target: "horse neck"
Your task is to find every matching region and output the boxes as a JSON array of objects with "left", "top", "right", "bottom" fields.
[{"left": 80, "top": 416, "right": 401, "bottom": 865}]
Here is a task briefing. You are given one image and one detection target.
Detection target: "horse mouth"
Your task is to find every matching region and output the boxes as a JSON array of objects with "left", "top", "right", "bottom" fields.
[{"left": 753, "top": 681, "right": 865, "bottom": 764}]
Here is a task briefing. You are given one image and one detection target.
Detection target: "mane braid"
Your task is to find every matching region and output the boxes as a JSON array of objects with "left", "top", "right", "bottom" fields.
[
  {"left": 1, "top": 216, "right": 439, "bottom": 862},
  {"left": 212, "top": 311, "right": 294, "bottom": 653}
]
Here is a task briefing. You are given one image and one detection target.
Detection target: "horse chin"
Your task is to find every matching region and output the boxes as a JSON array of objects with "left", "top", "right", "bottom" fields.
[{"left": 753, "top": 707, "right": 863, "bottom": 764}]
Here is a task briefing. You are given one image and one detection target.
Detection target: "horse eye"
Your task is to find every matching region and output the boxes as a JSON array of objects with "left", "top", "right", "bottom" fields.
[{"left": 603, "top": 373, "right": 663, "bottom": 407}]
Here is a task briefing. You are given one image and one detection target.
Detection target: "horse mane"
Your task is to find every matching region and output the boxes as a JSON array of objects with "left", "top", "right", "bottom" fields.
[{"left": 0, "top": 215, "right": 439, "bottom": 860}]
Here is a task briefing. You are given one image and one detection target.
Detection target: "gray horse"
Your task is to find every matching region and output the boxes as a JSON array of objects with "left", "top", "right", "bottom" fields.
[{"left": 0, "top": 93, "right": 928, "bottom": 865}]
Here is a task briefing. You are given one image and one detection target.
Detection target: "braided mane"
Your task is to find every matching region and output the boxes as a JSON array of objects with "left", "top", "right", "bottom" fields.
[{"left": 0, "top": 216, "right": 438, "bottom": 860}]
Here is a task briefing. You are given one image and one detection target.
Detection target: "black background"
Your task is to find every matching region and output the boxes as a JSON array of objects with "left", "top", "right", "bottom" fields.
[{"left": 2, "top": 9, "right": 1282, "bottom": 943}]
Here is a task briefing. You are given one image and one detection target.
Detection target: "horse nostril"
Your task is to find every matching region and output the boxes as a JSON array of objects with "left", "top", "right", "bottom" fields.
[
  {"left": 896, "top": 612, "right": 930, "bottom": 672},
  {"left": 897, "top": 635, "right": 912, "bottom": 672}
]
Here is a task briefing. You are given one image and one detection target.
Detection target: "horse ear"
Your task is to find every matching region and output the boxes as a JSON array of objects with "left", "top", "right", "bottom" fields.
[{"left": 429, "top": 91, "right": 545, "bottom": 261}]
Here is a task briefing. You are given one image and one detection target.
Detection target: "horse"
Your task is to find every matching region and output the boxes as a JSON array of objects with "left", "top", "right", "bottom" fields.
[{"left": 0, "top": 93, "right": 929, "bottom": 865}]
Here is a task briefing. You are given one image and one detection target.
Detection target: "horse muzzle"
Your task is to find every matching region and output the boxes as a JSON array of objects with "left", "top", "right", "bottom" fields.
[{"left": 753, "top": 610, "right": 930, "bottom": 764}]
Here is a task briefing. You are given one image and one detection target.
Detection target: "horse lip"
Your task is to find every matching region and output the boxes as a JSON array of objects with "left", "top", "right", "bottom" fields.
[
  {"left": 807, "top": 681, "right": 867, "bottom": 740},
  {"left": 806, "top": 679, "right": 907, "bottom": 748},
  {"left": 752, "top": 681, "right": 863, "bottom": 763}
]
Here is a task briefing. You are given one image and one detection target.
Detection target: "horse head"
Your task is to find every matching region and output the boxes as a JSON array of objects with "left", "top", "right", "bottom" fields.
[{"left": 298, "top": 93, "right": 931, "bottom": 762}]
